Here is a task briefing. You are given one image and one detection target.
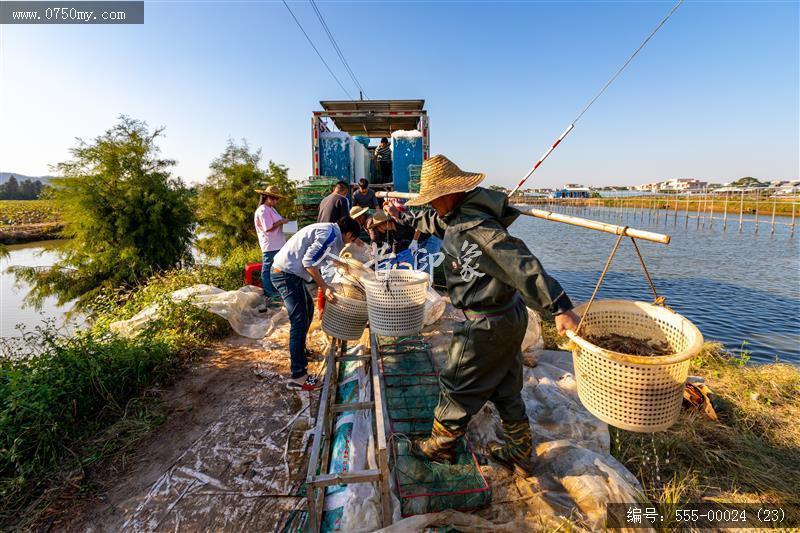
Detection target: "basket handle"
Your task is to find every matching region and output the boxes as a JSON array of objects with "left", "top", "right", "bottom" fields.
[{"left": 575, "top": 231, "right": 664, "bottom": 336}]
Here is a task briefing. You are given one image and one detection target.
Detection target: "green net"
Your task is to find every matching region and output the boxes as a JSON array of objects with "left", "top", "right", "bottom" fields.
[
  {"left": 384, "top": 374, "right": 439, "bottom": 435},
  {"left": 377, "top": 336, "right": 492, "bottom": 517},
  {"left": 390, "top": 438, "right": 491, "bottom": 517}
]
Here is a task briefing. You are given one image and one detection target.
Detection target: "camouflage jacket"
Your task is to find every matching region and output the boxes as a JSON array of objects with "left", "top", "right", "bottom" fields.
[{"left": 403, "top": 187, "right": 573, "bottom": 315}]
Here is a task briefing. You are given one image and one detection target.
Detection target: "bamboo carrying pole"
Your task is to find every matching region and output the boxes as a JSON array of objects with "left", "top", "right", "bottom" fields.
[{"left": 376, "top": 191, "right": 671, "bottom": 245}]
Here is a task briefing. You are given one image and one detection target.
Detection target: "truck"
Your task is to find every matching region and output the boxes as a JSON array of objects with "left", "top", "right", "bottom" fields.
[{"left": 310, "top": 99, "right": 429, "bottom": 192}]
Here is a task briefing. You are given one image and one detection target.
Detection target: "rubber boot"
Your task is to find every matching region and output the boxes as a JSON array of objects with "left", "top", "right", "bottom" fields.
[
  {"left": 410, "top": 419, "right": 464, "bottom": 464},
  {"left": 488, "top": 419, "right": 534, "bottom": 477}
]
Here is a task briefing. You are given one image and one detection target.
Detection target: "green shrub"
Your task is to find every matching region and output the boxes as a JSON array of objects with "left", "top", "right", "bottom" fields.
[
  {"left": 12, "top": 117, "right": 196, "bottom": 310},
  {"left": 216, "top": 245, "right": 263, "bottom": 290},
  {"left": 89, "top": 267, "right": 232, "bottom": 349}
]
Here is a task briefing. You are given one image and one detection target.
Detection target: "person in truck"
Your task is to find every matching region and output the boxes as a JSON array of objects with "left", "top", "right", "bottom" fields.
[
  {"left": 374, "top": 138, "right": 392, "bottom": 184},
  {"left": 317, "top": 180, "right": 350, "bottom": 223},
  {"left": 386, "top": 154, "right": 580, "bottom": 476},
  {"left": 352, "top": 178, "right": 380, "bottom": 210}
]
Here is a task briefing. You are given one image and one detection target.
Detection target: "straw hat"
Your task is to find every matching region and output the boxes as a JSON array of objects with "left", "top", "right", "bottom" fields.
[
  {"left": 367, "top": 210, "right": 391, "bottom": 229},
  {"left": 349, "top": 205, "right": 369, "bottom": 219},
  {"left": 405, "top": 155, "right": 485, "bottom": 206},
  {"left": 254, "top": 184, "right": 285, "bottom": 199}
]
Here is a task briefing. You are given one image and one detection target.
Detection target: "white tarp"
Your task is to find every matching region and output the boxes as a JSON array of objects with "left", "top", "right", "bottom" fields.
[{"left": 110, "top": 284, "right": 275, "bottom": 339}]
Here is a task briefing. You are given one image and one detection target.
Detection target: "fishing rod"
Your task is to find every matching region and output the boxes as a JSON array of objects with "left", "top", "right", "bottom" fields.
[{"left": 507, "top": 0, "right": 684, "bottom": 197}]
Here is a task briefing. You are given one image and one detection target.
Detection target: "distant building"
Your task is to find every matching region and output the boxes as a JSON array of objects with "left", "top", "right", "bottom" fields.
[
  {"left": 635, "top": 178, "right": 707, "bottom": 192},
  {"left": 551, "top": 184, "right": 591, "bottom": 198}
]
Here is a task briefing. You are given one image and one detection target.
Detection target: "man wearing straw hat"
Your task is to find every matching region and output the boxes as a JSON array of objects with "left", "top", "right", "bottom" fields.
[
  {"left": 254, "top": 185, "right": 289, "bottom": 305},
  {"left": 393, "top": 154, "right": 580, "bottom": 476}
]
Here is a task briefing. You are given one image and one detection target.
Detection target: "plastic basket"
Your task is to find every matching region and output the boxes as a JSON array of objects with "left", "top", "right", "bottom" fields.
[
  {"left": 567, "top": 299, "right": 704, "bottom": 433},
  {"left": 362, "top": 270, "right": 429, "bottom": 337},
  {"left": 321, "top": 292, "right": 368, "bottom": 341}
]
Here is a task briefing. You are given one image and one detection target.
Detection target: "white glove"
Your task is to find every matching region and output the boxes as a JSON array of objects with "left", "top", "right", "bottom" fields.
[{"left": 409, "top": 240, "right": 419, "bottom": 254}]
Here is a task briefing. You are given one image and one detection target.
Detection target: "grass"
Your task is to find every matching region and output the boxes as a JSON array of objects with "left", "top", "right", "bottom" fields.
[
  {"left": 611, "top": 344, "right": 800, "bottom": 508},
  {"left": 0, "top": 200, "right": 61, "bottom": 227},
  {"left": 0, "top": 328, "right": 181, "bottom": 523},
  {"left": 541, "top": 319, "right": 799, "bottom": 510},
  {"left": 0, "top": 262, "right": 248, "bottom": 526}
]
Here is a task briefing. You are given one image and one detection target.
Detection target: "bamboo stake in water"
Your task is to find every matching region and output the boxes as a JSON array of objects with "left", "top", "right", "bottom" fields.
[
  {"left": 697, "top": 191, "right": 703, "bottom": 230},
  {"left": 770, "top": 197, "right": 777, "bottom": 235},
  {"left": 738, "top": 190, "right": 744, "bottom": 233},
  {"left": 655, "top": 195, "right": 661, "bottom": 226},
  {"left": 722, "top": 191, "right": 729, "bottom": 231},
  {"left": 754, "top": 189, "right": 760, "bottom": 234},
  {"left": 708, "top": 190, "right": 715, "bottom": 229},
  {"left": 685, "top": 194, "right": 690, "bottom": 229},
  {"left": 673, "top": 195, "right": 678, "bottom": 227}
]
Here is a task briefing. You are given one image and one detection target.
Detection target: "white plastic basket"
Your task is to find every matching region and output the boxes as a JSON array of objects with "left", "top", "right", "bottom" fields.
[
  {"left": 321, "top": 292, "right": 368, "bottom": 341},
  {"left": 362, "top": 270, "right": 429, "bottom": 337},
  {"left": 567, "top": 299, "right": 704, "bottom": 433}
]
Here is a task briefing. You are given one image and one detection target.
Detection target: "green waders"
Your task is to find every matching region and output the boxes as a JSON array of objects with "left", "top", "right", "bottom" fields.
[{"left": 413, "top": 297, "right": 534, "bottom": 473}]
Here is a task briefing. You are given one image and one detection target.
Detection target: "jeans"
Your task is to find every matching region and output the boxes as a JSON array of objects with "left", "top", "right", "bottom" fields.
[
  {"left": 270, "top": 270, "right": 314, "bottom": 379},
  {"left": 261, "top": 250, "right": 278, "bottom": 297}
]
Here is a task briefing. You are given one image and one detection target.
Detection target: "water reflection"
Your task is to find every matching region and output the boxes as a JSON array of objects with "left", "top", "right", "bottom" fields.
[{"left": 1, "top": 240, "right": 82, "bottom": 339}]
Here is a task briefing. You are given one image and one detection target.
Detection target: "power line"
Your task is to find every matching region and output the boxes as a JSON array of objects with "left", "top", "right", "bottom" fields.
[
  {"left": 509, "top": 0, "right": 684, "bottom": 197},
  {"left": 281, "top": 0, "right": 354, "bottom": 100},
  {"left": 309, "top": 0, "right": 368, "bottom": 100}
]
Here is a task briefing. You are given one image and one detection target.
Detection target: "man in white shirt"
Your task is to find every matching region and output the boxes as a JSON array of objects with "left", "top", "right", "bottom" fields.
[
  {"left": 254, "top": 185, "right": 288, "bottom": 304},
  {"left": 271, "top": 217, "right": 362, "bottom": 391}
]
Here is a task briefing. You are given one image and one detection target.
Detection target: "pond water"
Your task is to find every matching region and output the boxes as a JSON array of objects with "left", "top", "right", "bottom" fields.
[
  {"left": 1, "top": 240, "right": 83, "bottom": 339},
  {"left": 514, "top": 206, "right": 799, "bottom": 364},
  {"left": 2, "top": 208, "right": 798, "bottom": 364}
]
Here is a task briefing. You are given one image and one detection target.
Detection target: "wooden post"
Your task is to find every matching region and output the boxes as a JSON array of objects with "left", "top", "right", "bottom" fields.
[
  {"left": 754, "top": 189, "right": 760, "bottom": 234},
  {"left": 685, "top": 193, "right": 690, "bottom": 229},
  {"left": 673, "top": 195, "right": 678, "bottom": 227},
  {"left": 722, "top": 191, "right": 729, "bottom": 231},
  {"left": 738, "top": 190, "right": 744, "bottom": 233},
  {"left": 770, "top": 197, "right": 777, "bottom": 235},
  {"left": 791, "top": 200, "right": 796, "bottom": 238},
  {"left": 655, "top": 194, "right": 660, "bottom": 226},
  {"left": 708, "top": 190, "right": 715, "bottom": 229},
  {"left": 697, "top": 191, "right": 703, "bottom": 230},
  {"left": 637, "top": 195, "right": 643, "bottom": 222}
]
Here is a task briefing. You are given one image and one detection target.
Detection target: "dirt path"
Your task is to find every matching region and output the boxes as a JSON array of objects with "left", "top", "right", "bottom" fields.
[{"left": 58, "top": 335, "right": 323, "bottom": 532}]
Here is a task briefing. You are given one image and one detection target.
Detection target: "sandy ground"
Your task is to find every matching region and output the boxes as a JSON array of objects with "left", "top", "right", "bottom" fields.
[
  {"left": 57, "top": 334, "right": 324, "bottom": 532},
  {"left": 53, "top": 299, "right": 643, "bottom": 532}
]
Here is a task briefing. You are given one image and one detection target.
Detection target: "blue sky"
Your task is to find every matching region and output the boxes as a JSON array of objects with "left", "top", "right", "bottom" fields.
[{"left": 1, "top": 0, "right": 797, "bottom": 188}]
